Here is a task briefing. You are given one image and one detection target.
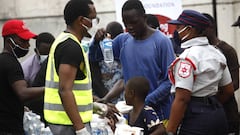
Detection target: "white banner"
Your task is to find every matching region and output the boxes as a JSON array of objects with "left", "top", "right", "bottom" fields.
[{"left": 114, "top": 0, "right": 182, "bottom": 36}]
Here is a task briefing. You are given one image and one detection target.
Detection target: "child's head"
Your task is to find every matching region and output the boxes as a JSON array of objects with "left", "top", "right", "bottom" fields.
[{"left": 124, "top": 76, "right": 150, "bottom": 105}]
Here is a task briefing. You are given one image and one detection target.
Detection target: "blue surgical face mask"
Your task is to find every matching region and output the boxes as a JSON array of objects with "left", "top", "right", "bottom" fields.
[
  {"left": 35, "top": 48, "right": 48, "bottom": 64},
  {"left": 9, "top": 38, "right": 29, "bottom": 58},
  {"left": 39, "top": 55, "right": 48, "bottom": 64}
]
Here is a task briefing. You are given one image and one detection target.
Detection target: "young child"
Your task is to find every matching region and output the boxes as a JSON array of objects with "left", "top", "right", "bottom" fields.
[{"left": 123, "top": 76, "right": 166, "bottom": 135}]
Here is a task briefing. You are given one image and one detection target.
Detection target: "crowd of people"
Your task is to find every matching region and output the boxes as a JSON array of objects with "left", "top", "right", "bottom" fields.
[{"left": 0, "top": 0, "right": 240, "bottom": 135}]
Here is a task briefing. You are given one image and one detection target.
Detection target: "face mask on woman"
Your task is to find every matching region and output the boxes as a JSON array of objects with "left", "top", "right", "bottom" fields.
[
  {"left": 177, "top": 26, "right": 191, "bottom": 42},
  {"left": 173, "top": 30, "right": 181, "bottom": 46}
]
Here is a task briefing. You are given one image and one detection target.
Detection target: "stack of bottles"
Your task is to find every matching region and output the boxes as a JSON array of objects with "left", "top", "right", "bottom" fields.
[
  {"left": 91, "top": 121, "right": 109, "bottom": 135},
  {"left": 23, "top": 111, "right": 53, "bottom": 135},
  {"left": 91, "top": 113, "right": 114, "bottom": 135}
]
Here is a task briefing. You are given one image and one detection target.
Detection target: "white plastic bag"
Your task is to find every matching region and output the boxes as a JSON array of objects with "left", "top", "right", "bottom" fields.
[{"left": 114, "top": 124, "right": 143, "bottom": 135}]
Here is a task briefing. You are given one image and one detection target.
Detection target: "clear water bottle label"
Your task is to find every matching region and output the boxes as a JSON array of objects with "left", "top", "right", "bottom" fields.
[
  {"left": 92, "top": 126, "right": 108, "bottom": 135},
  {"left": 91, "top": 121, "right": 109, "bottom": 135},
  {"left": 104, "top": 49, "right": 113, "bottom": 62},
  {"left": 92, "top": 127, "right": 101, "bottom": 135},
  {"left": 101, "top": 38, "right": 114, "bottom": 64}
]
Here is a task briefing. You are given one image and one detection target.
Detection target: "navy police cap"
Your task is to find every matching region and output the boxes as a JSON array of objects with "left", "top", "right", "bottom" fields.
[{"left": 168, "top": 10, "right": 211, "bottom": 29}]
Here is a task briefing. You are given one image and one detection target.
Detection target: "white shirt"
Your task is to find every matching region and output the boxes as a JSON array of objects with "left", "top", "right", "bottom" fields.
[
  {"left": 170, "top": 37, "right": 232, "bottom": 97},
  {"left": 21, "top": 54, "right": 41, "bottom": 86}
]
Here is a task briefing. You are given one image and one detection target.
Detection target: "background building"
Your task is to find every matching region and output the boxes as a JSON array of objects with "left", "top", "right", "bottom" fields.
[{"left": 0, "top": 0, "right": 240, "bottom": 106}]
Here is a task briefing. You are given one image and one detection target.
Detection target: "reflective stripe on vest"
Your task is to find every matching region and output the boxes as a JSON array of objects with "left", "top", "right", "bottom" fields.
[
  {"left": 44, "top": 32, "right": 93, "bottom": 125},
  {"left": 45, "top": 80, "right": 91, "bottom": 90},
  {"left": 44, "top": 103, "right": 92, "bottom": 112}
]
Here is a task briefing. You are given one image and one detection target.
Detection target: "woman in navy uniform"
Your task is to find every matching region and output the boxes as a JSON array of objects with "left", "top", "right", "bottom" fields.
[{"left": 166, "top": 10, "right": 234, "bottom": 135}]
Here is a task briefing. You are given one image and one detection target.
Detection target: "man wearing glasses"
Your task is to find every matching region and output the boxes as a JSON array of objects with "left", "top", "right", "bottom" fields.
[{"left": 44, "top": 0, "right": 98, "bottom": 135}]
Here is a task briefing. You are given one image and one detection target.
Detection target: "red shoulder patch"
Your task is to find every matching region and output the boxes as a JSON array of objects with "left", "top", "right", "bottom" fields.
[{"left": 178, "top": 61, "right": 192, "bottom": 78}]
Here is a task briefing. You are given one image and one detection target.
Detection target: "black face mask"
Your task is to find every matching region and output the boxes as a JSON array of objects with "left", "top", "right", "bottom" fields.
[
  {"left": 172, "top": 30, "right": 185, "bottom": 56},
  {"left": 9, "top": 38, "right": 29, "bottom": 58},
  {"left": 173, "top": 30, "right": 181, "bottom": 46}
]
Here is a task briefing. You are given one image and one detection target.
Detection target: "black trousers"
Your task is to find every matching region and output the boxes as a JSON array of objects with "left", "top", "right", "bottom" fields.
[{"left": 178, "top": 96, "right": 228, "bottom": 135}]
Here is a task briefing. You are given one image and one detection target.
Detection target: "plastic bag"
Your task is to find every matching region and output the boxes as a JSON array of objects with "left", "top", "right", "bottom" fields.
[{"left": 23, "top": 111, "right": 53, "bottom": 135}]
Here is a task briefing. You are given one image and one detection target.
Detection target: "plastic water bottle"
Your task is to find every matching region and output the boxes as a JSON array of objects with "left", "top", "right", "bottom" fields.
[
  {"left": 91, "top": 119, "right": 109, "bottom": 135},
  {"left": 101, "top": 33, "right": 114, "bottom": 64},
  {"left": 91, "top": 122, "right": 102, "bottom": 135},
  {"left": 81, "top": 37, "right": 91, "bottom": 53},
  {"left": 99, "top": 122, "right": 108, "bottom": 135}
]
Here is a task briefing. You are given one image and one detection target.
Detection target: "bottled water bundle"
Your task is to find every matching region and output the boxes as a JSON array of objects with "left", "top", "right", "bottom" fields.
[
  {"left": 23, "top": 111, "right": 52, "bottom": 135},
  {"left": 91, "top": 122, "right": 109, "bottom": 135}
]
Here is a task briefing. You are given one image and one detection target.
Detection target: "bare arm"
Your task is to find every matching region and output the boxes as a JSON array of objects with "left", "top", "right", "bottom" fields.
[
  {"left": 98, "top": 79, "right": 124, "bottom": 103},
  {"left": 150, "top": 124, "right": 166, "bottom": 135},
  {"left": 12, "top": 80, "right": 44, "bottom": 102},
  {"left": 230, "top": 68, "right": 239, "bottom": 90},
  {"left": 167, "top": 88, "right": 191, "bottom": 134},
  {"left": 58, "top": 63, "right": 84, "bottom": 131},
  {"left": 216, "top": 82, "right": 234, "bottom": 104}
]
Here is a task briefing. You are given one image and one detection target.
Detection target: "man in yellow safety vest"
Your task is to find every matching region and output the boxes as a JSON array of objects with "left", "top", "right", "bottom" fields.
[{"left": 44, "top": 0, "right": 99, "bottom": 134}]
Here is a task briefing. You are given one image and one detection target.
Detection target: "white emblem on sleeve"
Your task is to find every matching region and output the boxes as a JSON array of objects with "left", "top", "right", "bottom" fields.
[{"left": 178, "top": 61, "right": 192, "bottom": 78}]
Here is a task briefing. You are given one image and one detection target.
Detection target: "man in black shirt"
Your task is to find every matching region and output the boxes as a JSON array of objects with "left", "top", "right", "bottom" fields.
[{"left": 0, "top": 19, "right": 44, "bottom": 134}]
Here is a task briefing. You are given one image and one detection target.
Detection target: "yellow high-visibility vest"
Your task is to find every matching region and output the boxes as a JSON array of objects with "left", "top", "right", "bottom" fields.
[{"left": 44, "top": 32, "right": 93, "bottom": 125}]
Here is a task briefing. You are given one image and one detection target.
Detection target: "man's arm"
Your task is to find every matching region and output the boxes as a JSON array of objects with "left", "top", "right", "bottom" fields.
[
  {"left": 145, "top": 36, "right": 175, "bottom": 105},
  {"left": 227, "top": 49, "right": 239, "bottom": 90},
  {"left": 217, "top": 65, "right": 235, "bottom": 103},
  {"left": 58, "top": 63, "right": 85, "bottom": 130},
  {"left": 230, "top": 68, "right": 239, "bottom": 90},
  {"left": 150, "top": 124, "right": 166, "bottom": 135},
  {"left": 12, "top": 80, "right": 44, "bottom": 102},
  {"left": 88, "top": 28, "right": 105, "bottom": 62},
  {"left": 217, "top": 82, "right": 234, "bottom": 104},
  {"left": 219, "top": 43, "right": 239, "bottom": 90},
  {"left": 97, "top": 79, "right": 124, "bottom": 103},
  {"left": 8, "top": 55, "right": 44, "bottom": 102}
]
